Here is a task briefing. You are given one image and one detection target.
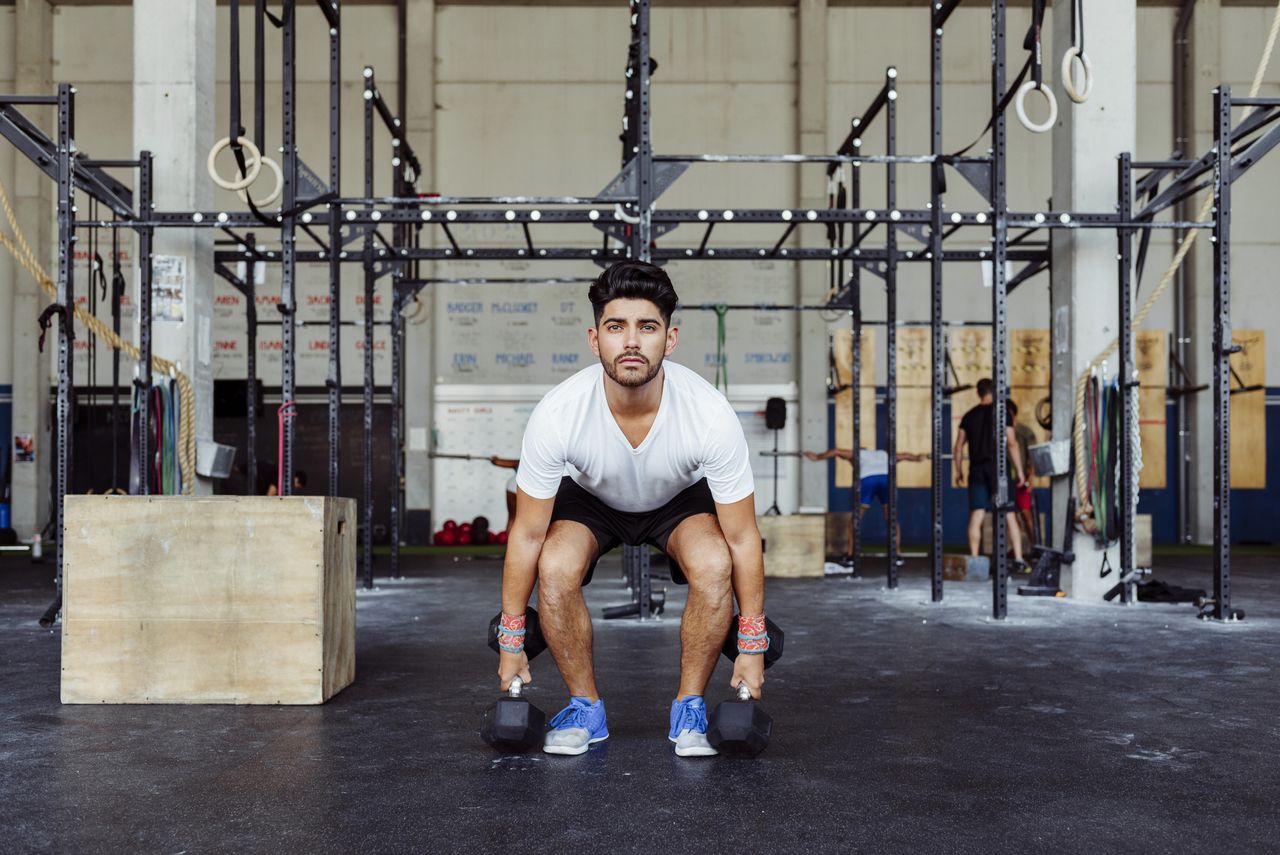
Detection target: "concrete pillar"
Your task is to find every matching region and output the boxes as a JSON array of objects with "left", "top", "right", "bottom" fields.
[
  {"left": 132, "top": 0, "right": 215, "bottom": 494},
  {"left": 405, "top": 0, "right": 435, "bottom": 541},
  {"left": 796, "top": 0, "right": 828, "bottom": 510},
  {"left": 1185, "top": 0, "right": 1221, "bottom": 545},
  {"left": 10, "top": 0, "right": 53, "bottom": 537},
  {"left": 0, "top": 7, "right": 18, "bottom": 528},
  {"left": 1050, "top": 0, "right": 1137, "bottom": 600}
]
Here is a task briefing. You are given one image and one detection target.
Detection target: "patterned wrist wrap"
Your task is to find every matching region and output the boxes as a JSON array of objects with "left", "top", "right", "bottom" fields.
[
  {"left": 736, "top": 614, "right": 769, "bottom": 655},
  {"left": 498, "top": 613, "right": 526, "bottom": 654}
]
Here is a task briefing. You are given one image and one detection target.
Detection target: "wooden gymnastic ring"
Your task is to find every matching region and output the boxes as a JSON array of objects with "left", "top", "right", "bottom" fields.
[
  {"left": 1015, "top": 80, "right": 1058, "bottom": 134},
  {"left": 206, "top": 136, "right": 262, "bottom": 192},
  {"left": 1061, "top": 47, "right": 1093, "bottom": 105}
]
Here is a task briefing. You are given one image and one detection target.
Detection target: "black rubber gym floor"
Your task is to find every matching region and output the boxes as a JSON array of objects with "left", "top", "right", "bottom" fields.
[{"left": 2, "top": 550, "right": 1278, "bottom": 853}]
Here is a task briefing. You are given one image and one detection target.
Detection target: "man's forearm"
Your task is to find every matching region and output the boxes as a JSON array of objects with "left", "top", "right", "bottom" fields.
[
  {"left": 501, "top": 528, "right": 543, "bottom": 614},
  {"left": 727, "top": 538, "right": 765, "bottom": 616}
]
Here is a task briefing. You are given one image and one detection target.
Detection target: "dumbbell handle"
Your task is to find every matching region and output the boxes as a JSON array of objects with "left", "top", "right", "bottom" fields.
[
  {"left": 508, "top": 676, "right": 525, "bottom": 698},
  {"left": 736, "top": 683, "right": 751, "bottom": 701}
]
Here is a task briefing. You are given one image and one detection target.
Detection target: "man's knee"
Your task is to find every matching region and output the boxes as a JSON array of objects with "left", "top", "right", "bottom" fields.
[
  {"left": 537, "top": 530, "right": 593, "bottom": 593},
  {"left": 682, "top": 542, "right": 733, "bottom": 598}
]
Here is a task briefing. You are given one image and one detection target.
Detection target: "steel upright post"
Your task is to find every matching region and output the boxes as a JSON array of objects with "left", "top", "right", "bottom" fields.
[
  {"left": 885, "top": 67, "right": 899, "bottom": 588},
  {"left": 54, "top": 83, "right": 75, "bottom": 587},
  {"left": 137, "top": 152, "right": 154, "bottom": 496},
  {"left": 634, "top": 0, "right": 653, "bottom": 263},
  {"left": 245, "top": 233, "right": 258, "bottom": 494},
  {"left": 391, "top": 283, "right": 405, "bottom": 580},
  {"left": 1117, "top": 153, "right": 1136, "bottom": 602},
  {"left": 929, "top": 18, "right": 945, "bottom": 603},
  {"left": 362, "top": 70, "right": 376, "bottom": 590},
  {"left": 849, "top": 148, "right": 862, "bottom": 576},
  {"left": 327, "top": 2, "right": 343, "bottom": 499},
  {"left": 1211, "top": 85, "right": 1232, "bottom": 620},
  {"left": 990, "top": 0, "right": 1010, "bottom": 620},
  {"left": 279, "top": 1, "right": 299, "bottom": 495}
]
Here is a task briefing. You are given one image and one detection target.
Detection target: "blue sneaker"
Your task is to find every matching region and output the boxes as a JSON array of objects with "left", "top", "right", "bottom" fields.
[
  {"left": 543, "top": 697, "right": 609, "bottom": 755},
  {"left": 669, "top": 695, "right": 717, "bottom": 757}
]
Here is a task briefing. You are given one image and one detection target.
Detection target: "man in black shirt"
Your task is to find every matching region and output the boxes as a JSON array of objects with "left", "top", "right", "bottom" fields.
[{"left": 953, "top": 378, "right": 1027, "bottom": 567}]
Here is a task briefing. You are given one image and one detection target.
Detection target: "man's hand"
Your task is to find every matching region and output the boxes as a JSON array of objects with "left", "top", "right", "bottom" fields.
[
  {"left": 955, "top": 469, "right": 965, "bottom": 486},
  {"left": 731, "top": 654, "right": 765, "bottom": 699},
  {"left": 802, "top": 450, "right": 821, "bottom": 461},
  {"left": 498, "top": 649, "right": 532, "bottom": 691}
]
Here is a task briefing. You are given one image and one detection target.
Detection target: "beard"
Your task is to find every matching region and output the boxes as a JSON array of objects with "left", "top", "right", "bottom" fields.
[{"left": 602, "top": 351, "right": 663, "bottom": 388}]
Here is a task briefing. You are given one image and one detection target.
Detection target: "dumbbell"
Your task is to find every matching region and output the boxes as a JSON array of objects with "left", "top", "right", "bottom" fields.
[
  {"left": 487, "top": 606, "right": 548, "bottom": 660},
  {"left": 720, "top": 614, "right": 785, "bottom": 670},
  {"left": 708, "top": 683, "right": 773, "bottom": 757},
  {"left": 481, "top": 607, "right": 548, "bottom": 752},
  {"left": 480, "top": 677, "right": 546, "bottom": 753}
]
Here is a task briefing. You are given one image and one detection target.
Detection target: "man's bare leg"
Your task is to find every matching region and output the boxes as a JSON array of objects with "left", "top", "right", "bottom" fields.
[
  {"left": 1019, "top": 507, "right": 1036, "bottom": 548},
  {"left": 665, "top": 514, "right": 734, "bottom": 699},
  {"left": 967, "top": 509, "right": 985, "bottom": 557},
  {"left": 537, "top": 521, "right": 601, "bottom": 701}
]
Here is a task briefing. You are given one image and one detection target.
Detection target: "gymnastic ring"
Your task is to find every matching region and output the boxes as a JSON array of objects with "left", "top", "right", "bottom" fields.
[
  {"left": 206, "top": 136, "right": 262, "bottom": 192},
  {"left": 1061, "top": 47, "right": 1093, "bottom": 105},
  {"left": 1014, "top": 79, "right": 1058, "bottom": 134},
  {"left": 236, "top": 155, "right": 283, "bottom": 208}
]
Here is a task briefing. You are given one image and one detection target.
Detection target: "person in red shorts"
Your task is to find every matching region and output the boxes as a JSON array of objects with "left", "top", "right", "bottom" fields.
[{"left": 1007, "top": 399, "right": 1039, "bottom": 550}]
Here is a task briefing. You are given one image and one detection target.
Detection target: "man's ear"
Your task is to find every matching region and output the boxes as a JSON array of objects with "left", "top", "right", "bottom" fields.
[
  {"left": 587, "top": 325, "right": 601, "bottom": 358},
  {"left": 664, "top": 325, "right": 679, "bottom": 356}
]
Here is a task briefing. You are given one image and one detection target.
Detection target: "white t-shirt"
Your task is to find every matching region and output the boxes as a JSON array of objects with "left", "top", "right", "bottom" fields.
[
  {"left": 517, "top": 361, "right": 755, "bottom": 513},
  {"left": 859, "top": 449, "right": 889, "bottom": 480}
]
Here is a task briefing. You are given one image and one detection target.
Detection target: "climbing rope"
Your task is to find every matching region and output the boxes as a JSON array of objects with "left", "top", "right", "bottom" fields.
[
  {"left": 1072, "top": 0, "right": 1280, "bottom": 530},
  {"left": 0, "top": 176, "right": 196, "bottom": 494}
]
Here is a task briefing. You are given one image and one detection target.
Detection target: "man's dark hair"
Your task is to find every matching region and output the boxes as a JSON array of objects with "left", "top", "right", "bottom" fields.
[
  {"left": 1006, "top": 398, "right": 1018, "bottom": 417},
  {"left": 294, "top": 469, "right": 308, "bottom": 488},
  {"left": 976, "top": 378, "right": 994, "bottom": 399},
  {"left": 588, "top": 261, "right": 679, "bottom": 326}
]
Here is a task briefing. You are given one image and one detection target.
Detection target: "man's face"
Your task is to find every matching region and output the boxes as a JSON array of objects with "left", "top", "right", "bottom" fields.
[{"left": 588, "top": 298, "right": 678, "bottom": 389}]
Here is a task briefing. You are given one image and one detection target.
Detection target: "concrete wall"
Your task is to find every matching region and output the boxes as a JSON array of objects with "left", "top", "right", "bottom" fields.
[{"left": 3, "top": 2, "right": 1278, "bottom": 533}]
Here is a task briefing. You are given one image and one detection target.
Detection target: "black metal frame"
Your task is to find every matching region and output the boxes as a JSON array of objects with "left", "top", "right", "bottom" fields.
[{"left": 4, "top": 0, "right": 1271, "bottom": 621}]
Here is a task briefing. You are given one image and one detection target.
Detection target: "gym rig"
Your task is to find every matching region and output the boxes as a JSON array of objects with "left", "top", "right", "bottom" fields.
[{"left": 0, "top": 0, "right": 1273, "bottom": 622}]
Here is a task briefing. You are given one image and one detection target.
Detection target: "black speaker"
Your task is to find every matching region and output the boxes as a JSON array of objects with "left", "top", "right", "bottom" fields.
[{"left": 765, "top": 397, "right": 786, "bottom": 431}]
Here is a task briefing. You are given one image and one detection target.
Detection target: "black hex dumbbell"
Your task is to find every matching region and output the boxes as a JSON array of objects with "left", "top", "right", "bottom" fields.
[
  {"left": 720, "top": 614, "right": 785, "bottom": 670},
  {"left": 487, "top": 606, "right": 548, "bottom": 660},
  {"left": 708, "top": 683, "right": 773, "bottom": 757},
  {"left": 481, "top": 677, "right": 546, "bottom": 753},
  {"left": 481, "top": 608, "right": 548, "bottom": 753}
]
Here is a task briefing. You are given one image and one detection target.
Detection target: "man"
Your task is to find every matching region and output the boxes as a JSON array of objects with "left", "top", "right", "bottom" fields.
[
  {"left": 261, "top": 466, "right": 307, "bottom": 496},
  {"left": 953, "top": 379, "right": 1027, "bottom": 569},
  {"left": 495, "top": 261, "right": 766, "bottom": 758},
  {"left": 802, "top": 447, "right": 928, "bottom": 552},
  {"left": 1006, "top": 400, "right": 1039, "bottom": 548}
]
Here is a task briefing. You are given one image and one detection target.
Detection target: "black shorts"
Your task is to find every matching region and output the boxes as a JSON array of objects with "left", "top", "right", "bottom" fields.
[{"left": 548, "top": 476, "right": 717, "bottom": 586}]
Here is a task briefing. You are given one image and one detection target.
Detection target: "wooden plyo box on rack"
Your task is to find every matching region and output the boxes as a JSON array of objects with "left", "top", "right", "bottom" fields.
[{"left": 61, "top": 496, "right": 356, "bottom": 705}]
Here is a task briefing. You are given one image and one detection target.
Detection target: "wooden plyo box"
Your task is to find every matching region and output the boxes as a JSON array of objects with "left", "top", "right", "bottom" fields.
[
  {"left": 758, "top": 514, "right": 824, "bottom": 578},
  {"left": 943, "top": 554, "right": 990, "bottom": 582},
  {"left": 61, "top": 496, "right": 356, "bottom": 705}
]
